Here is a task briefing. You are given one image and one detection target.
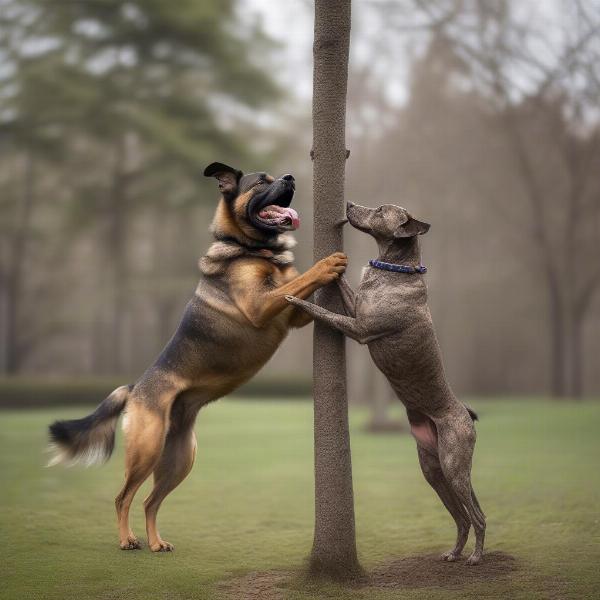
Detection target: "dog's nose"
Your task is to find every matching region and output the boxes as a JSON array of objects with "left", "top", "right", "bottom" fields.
[{"left": 281, "top": 174, "right": 295, "bottom": 190}]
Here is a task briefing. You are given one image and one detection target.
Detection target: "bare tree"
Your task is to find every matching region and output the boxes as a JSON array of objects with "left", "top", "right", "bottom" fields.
[
  {"left": 310, "top": 0, "right": 361, "bottom": 579},
  {"left": 447, "top": 0, "right": 600, "bottom": 398},
  {"left": 382, "top": 0, "right": 600, "bottom": 398},
  {"left": 1, "top": 154, "right": 35, "bottom": 373}
]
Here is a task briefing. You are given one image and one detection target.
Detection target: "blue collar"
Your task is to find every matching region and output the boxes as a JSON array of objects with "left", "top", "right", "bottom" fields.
[{"left": 368, "top": 259, "right": 427, "bottom": 274}]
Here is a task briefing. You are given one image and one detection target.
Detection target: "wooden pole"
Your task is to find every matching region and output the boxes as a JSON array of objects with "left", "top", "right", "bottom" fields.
[{"left": 310, "top": 0, "right": 361, "bottom": 580}]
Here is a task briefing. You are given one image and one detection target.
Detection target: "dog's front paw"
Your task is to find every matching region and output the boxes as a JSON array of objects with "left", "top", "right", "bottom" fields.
[
  {"left": 314, "top": 252, "right": 347, "bottom": 285},
  {"left": 285, "top": 295, "right": 302, "bottom": 306}
]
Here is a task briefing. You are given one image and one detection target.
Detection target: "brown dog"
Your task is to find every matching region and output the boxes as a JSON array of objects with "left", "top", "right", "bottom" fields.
[
  {"left": 48, "top": 162, "right": 347, "bottom": 552},
  {"left": 286, "top": 202, "right": 486, "bottom": 565}
]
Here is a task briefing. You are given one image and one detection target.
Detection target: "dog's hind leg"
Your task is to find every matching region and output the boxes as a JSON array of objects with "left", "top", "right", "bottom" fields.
[
  {"left": 436, "top": 409, "right": 486, "bottom": 565},
  {"left": 115, "top": 400, "right": 170, "bottom": 550},
  {"left": 416, "top": 445, "right": 471, "bottom": 561},
  {"left": 410, "top": 409, "right": 472, "bottom": 562},
  {"left": 468, "top": 484, "right": 487, "bottom": 558},
  {"left": 144, "top": 405, "right": 197, "bottom": 552}
]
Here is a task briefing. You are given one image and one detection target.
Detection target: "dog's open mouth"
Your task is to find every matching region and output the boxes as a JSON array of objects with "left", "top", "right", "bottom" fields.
[
  {"left": 248, "top": 177, "right": 298, "bottom": 234},
  {"left": 256, "top": 205, "right": 300, "bottom": 231}
]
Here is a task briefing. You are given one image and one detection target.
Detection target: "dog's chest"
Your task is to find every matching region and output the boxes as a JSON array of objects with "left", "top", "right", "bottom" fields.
[
  {"left": 354, "top": 273, "right": 430, "bottom": 341},
  {"left": 193, "top": 282, "right": 286, "bottom": 338},
  {"left": 357, "top": 281, "right": 414, "bottom": 317}
]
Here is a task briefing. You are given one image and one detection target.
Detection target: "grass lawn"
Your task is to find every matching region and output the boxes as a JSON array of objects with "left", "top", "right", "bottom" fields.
[{"left": 1, "top": 398, "right": 599, "bottom": 600}]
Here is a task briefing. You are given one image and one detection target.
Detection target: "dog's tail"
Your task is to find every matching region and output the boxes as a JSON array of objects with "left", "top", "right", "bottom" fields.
[
  {"left": 465, "top": 405, "right": 479, "bottom": 421},
  {"left": 47, "top": 384, "right": 132, "bottom": 467}
]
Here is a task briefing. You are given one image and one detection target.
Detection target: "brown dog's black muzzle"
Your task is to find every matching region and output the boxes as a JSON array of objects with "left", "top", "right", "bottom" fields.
[{"left": 251, "top": 176, "right": 295, "bottom": 212}]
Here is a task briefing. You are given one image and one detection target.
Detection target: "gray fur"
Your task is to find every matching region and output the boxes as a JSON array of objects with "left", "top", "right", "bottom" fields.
[{"left": 286, "top": 201, "right": 486, "bottom": 566}]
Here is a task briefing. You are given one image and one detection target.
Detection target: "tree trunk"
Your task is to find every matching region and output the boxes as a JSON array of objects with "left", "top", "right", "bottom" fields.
[
  {"left": 547, "top": 281, "right": 567, "bottom": 398},
  {"left": 3, "top": 153, "right": 36, "bottom": 374},
  {"left": 569, "top": 310, "right": 584, "bottom": 399},
  {"left": 310, "top": 0, "right": 361, "bottom": 580},
  {"left": 107, "top": 139, "right": 128, "bottom": 375},
  {"left": 367, "top": 369, "right": 394, "bottom": 430},
  {"left": 568, "top": 278, "right": 600, "bottom": 399}
]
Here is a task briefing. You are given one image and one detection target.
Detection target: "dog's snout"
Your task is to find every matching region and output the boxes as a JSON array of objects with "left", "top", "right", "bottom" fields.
[{"left": 280, "top": 174, "right": 295, "bottom": 190}]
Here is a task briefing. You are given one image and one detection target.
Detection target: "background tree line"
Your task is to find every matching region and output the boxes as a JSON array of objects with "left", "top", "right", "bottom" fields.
[{"left": 1, "top": 0, "right": 599, "bottom": 400}]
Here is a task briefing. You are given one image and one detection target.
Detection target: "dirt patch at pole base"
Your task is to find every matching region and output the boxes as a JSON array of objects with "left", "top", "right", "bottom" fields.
[{"left": 218, "top": 551, "right": 529, "bottom": 599}]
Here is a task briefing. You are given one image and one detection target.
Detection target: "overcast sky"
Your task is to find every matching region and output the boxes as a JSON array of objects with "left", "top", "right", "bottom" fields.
[
  {"left": 243, "top": 0, "right": 593, "bottom": 110},
  {"left": 245, "top": 0, "right": 315, "bottom": 101}
]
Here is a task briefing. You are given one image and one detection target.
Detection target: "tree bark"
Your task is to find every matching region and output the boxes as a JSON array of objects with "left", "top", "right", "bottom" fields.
[
  {"left": 569, "top": 310, "right": 583, "bottom": 399},
  {"left": 310, "top": 0, "right": 361, "bottom": 580},
  {"left": 548, "top": 282, "right": 566, "bottom": 398},
  {"left": 568, "top": 275, "right": 600, "bottom": 399}
]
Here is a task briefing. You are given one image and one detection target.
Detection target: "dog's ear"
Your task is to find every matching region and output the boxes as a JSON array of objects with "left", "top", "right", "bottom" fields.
[
  {"left": 394, "top": 217, "right": 430, "bottom": 238},
  {"left": 204, "top": 162, "right": 243, "bottom": 199}
]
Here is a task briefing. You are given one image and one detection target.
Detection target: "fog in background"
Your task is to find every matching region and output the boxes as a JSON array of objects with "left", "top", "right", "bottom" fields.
[{"left": 1, "top": 0, "right": 599, "bottom": 404}]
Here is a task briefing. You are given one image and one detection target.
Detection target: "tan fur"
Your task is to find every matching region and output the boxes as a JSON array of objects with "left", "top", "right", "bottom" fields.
[
  {"left": 111, "top": 179, "right": 346, "bottom": 551},
  {"left": 229, "top": 258, "right": 343, "bottom": 328},
  {"left": 213, "top": 198, "right": 248, "bottom": 241},
  {"left": 50, "top": 167, "right": 347, "bottom": 553}
]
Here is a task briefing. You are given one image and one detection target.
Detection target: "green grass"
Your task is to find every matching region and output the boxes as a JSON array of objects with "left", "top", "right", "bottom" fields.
[{"left": 1, "top": 399, "right": 599, "bottom": 599}]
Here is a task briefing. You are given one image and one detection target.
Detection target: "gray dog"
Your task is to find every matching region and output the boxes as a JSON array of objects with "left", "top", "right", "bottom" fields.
[{"left": 286, "top": 201, "right": 486, "bottom": 565}]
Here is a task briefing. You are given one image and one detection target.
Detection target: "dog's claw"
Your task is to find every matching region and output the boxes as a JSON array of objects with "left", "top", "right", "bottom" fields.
[
  {"left": 150, "top": 540, "right": 174, "bottom": 552},
  {"left": 441, "top": 551, "right": 459, "bottom": 562},
  {"left": 466, "top": 553, "right": 482, "bottom": 566},
  {"left": 120, "top": 538, "right": 142, "bottom": 550}
]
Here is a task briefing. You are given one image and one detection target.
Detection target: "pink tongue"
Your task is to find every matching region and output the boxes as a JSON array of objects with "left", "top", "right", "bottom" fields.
[
  {"left": 280, "top": 207, "right": 300, "bottom": 229},
  {"left": 259, "top": 206, "right": 300, "bottom": 229}
]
